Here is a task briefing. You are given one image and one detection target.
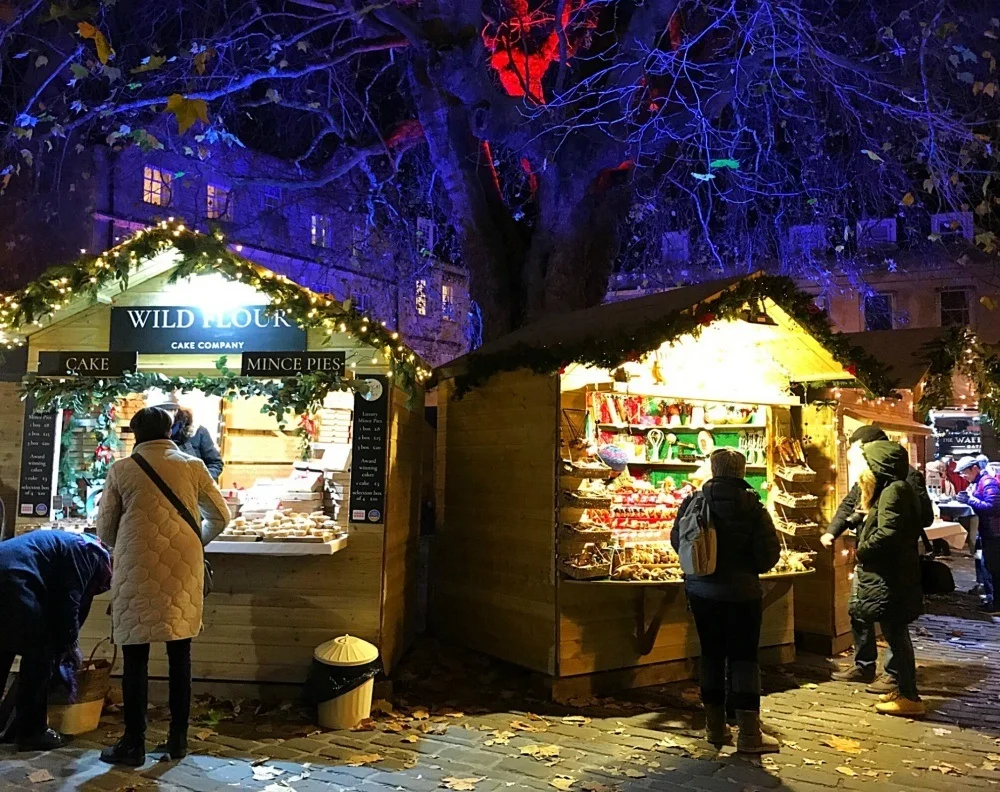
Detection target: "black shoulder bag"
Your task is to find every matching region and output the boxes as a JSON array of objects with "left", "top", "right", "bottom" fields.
[{"left": 131, "top": 454, "right": 215, "bottom": 596}]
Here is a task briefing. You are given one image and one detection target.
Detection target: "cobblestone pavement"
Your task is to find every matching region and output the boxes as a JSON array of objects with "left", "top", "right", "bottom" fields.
[{"left": 5, "top": 555, "right": 1000, "bottom": 792}]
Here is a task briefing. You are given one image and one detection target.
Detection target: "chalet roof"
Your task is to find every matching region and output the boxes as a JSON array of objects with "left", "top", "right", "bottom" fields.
[
  {"left": 842, "top": 327, "right": 948, "bottom": 391},
  {"left": 440, "top": 273, "right": 897, "bottom": 397}
]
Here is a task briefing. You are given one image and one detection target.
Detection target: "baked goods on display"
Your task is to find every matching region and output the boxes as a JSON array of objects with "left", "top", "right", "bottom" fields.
[
  {"left": 23, "top": 518, "right": 90, "bottom": 534},
  {"left": 218, "top": 509, "right": 344, "bottom": 543},
  {"left": 773, "top": 491, "right": 820, "bottom": 509},
  {"left": 769, "top": 548, "right": 816, "bottom": 575},
  {"left": 558, "top": 545, "right": 612, "bottom": 579}
]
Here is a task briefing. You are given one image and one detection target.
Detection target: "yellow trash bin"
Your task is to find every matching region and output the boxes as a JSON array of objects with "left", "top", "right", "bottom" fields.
[{"left": 314, "top": 635, "right": 379, "bottom": 730}]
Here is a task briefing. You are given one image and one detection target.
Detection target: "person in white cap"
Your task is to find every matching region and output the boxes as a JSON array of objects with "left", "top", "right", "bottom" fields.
[{"left": 956, "top": 455, "right": 1000, "bottom": 613}]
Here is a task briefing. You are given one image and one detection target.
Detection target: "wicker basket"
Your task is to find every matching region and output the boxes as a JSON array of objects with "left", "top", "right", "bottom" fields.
[
  {"left": 561, "top": 492, "right": 613, "bottom": 509},
  {"left": 559, "top": 559, "right": 612, "bottom": 580},
  {"left": 47, "top": 640, "right": 117, "bottom": 735},
  {"left": 559, "top": 524, "right": 613, "bottom": 543},
  {"left": 774, "top": 466, "right": 817, "bottom": 483},
  {"left": 561, "top": 460, "right": 614, "bottom": 479}
]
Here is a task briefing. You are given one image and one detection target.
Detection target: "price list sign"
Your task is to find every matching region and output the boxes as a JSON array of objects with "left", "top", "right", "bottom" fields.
[
  {"left": 349, "top": 375, "right": 389, "bottom": 524},
  {"left": 17, "top": 396, "right": 61, "bottom": 518}
]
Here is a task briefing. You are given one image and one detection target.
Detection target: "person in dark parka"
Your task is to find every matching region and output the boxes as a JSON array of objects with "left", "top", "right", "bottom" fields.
[
  {"left": 849, "top": 441, "right": 925, "bottom": 717},
  {"left": 153, "top": 400, "right": 224, "bottom": 480},
  {"left": 823, "top": 425, "right": 933, "bottom": 693},
  {"left": 0, "top": 531, "right": 111, "bottom": 750}
]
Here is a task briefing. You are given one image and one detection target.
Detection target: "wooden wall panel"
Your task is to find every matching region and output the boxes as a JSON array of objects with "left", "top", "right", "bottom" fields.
[
  {"left": 80, "top": 524, "right": 386, "bottom": 683},
  {"left": 380, "top": 385, "right": 424, "bottom": 674},
  {"left": 0, "top": 382, "right": 25, "bottom": 538},
  {"left": 431, "top": 371, "right": 559, "bottom": 675}
]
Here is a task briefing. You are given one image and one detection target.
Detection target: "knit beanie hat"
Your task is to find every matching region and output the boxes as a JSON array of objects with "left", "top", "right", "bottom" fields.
[
  {"left": 849, "top": 424, "right": 888, "bottom": 445},
  {"left": 710, "top": 447, "right": 747, "bottom": 479}
]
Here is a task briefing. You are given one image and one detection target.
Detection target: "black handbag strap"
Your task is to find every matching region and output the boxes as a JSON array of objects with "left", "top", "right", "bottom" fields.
[{"left": 131, "top": 453, "right": 202, "bottom": 539}]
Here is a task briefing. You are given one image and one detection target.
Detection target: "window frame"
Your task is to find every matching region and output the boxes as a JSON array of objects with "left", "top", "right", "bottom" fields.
[
  {"left": 311, "top": 214, "right": 333, "bottom": 248},
  {"left": 862, "top": 291, "right": 895, "bottom": 331},
  {"left": 142, "top": 165, "right": 172, "bottom": 207},
  {"left": 262, "top": 187, "right": 282, "bottom": 212},
  {"left": 414, "top": 278, "right": 429, "bottom": 317},
  {"left": 939, "top": 288, "right": 972, "bottom": 328},
  {"left": 206, "top": 183, "right": 233, "bottom": 221},
  {"left": 442, "top": 283, "right": 456, "bottom": 322}
]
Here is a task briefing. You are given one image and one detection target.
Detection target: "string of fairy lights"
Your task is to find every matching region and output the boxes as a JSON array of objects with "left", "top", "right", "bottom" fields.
[{"left": 0, "top": 220, "right": 433, "bottom": 394}]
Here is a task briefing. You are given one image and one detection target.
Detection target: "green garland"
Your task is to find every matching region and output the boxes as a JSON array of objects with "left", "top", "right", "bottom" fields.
[
  {"left": 452, "top": 274, "right": 898, "bottom": 398},
  {"left": 21, "top": 356, "right": 361, "bottom": 425},
  {"left": 0, "top": 220, "right": 430, "bottom": 394},
  {"left": 916, "top": 326, "right": 1000, "bottom": 424}
]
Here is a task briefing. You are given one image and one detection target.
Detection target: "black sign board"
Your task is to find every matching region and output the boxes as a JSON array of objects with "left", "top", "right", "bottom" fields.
[
  {"left": 109, "top": 305, "right": 306, "bottom": 354},
  {"left": 349, "top": 375, "right": 389, "bottom": 524},
  {"left": 241, "top": 351, "right": 346, "bottom": 377},
  {"left": 0, "top": 345, "right": 27, "bottom": 382},
  {"left": 938, "top": 429, "right": 981, "bottom": 458},
  {"left": 38, "top": 351, "right": 138, "bottom": 377},
  {"left": 17, "top": 396, "right": 60, "bottom": 518}
]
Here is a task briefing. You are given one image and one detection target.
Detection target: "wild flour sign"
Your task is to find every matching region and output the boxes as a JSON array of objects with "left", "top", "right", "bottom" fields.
[{"left": 110, "top": 305, "right": 305, "bottom": 353}]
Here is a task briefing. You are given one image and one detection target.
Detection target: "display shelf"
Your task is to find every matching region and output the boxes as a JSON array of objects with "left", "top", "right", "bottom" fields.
[
  {"left": 561, "top": 569, "right": 815, "bottom": 586},
  {"left": 598, "top": 423, "right": 765, "bottom": 432},
  {"left": 205, "top": 535, "right": 349, "bottom": 556},
  {"left": 624, "top": 459, "right": 767, "bottom": 470}
]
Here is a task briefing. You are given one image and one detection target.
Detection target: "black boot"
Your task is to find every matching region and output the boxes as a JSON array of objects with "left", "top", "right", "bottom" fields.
[
  {"left": 100, "top": 735, "right": 146, "bottom": 767},
  {"left": 154, "top": 729, "right": 188, "bottom": 760},
  {"left": 17, "top": 729, "right": 69, "bottom": 752}
]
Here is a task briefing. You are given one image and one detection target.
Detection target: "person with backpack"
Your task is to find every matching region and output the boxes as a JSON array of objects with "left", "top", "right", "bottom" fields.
[
  {"left": 671, "top": 447, "right": 781, "bottom": 753},
  {"left": 96, "top": 407, "right": 229, "bottom": 766},
  {"left": 822, "top": 425, "right": 933, "bottom": 693}
]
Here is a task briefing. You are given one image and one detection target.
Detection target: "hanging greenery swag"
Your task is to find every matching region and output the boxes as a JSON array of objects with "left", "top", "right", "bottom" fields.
[
  {"left": 451, "top": 274, "right": 899, "bottom": 398},
  {"left": 916, "top": 326, "right": 1000, "bottom": 424},
  {"left": 0, "top": 219, "right": 430, "bottom": 394},
  {"left": 21, "top": 357, "right": 357, "bottom": 424}
]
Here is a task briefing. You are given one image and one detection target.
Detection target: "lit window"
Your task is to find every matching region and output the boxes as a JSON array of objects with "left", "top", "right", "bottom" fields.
[
  {"left": 206, "top": 184, "right": 232, "bottom": 220},
  {"left": 311, "top": 214, "right": 332, "bottom": 247},
  {"left": 863, "top": 292, "right": 893, "bottom": 331},
  {"left": 415, "top": 279, "right": 428, "bottom": 316},
  {"left": 442, "top": 284, "right": 455, "bottom": 322},
  {"left": 263, "top": 187, "right": 282, "bottom": 211},
  {"left": 143, "top": 166, "right": 172, "bottom": 206},
  {"left": 940, "top": 289, "right": 971, "bottom": 327}
]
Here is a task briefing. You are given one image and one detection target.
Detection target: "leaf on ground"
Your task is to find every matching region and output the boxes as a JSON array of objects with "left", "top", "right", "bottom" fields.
[
  {"left": 983, "top": 760, "right": 996, "bottom": 771},
  {"left": 933, "top": 728, "right": 953, "bottom": 736},
  {"left": 623, "top": 769, "right": 645, "bottom": 778},
  {"left": 562, "top": 715, "right": 591, "bottom": 725},
  {"left": 608, "top": 728, "right": 626, "bottom": 735},
  {"left": 352, "top": 718, "right": 377, "bottom": 732},
  {"left": 442, "top": 777, "right": 484, "bottom": 791},
  {"left": 802, "top": 758, "right": 825, "bottom": 766},
  {"left": 372, "top": 699, "right": 396, "bottom": 717},
  {"left": 252, "top": 766, "right": 284, "bottom": 781},
  {"left": 401, "top": 734, "right": 420, "bottom": 744},
  {"left": 521, "top": 744, "right": 561, "bottom": 760},
  {"left": 165, "top": 93, "right": 209, "bottom": 134},
  {"left": 550, "top": 776, "right": 576, "bottom": 790},
  {"left": 930, "top": 764, "right": 962, "bottom": 775},
  {"left": 485, "top": 730, "right": 514, "bottom": 746},
  {"left": 418, "top": 721, "right": 449, "bottom": 735},
  {"left": 27, "top": 770, "right": 54, "bottom": 784},
  {"left": 410, "top": 708, "right": 430, "bottom": 720},
  {"left": 511, "top": 719, "right": 548, "bottom": 733},
  {"left": 822, "top": 736, "right": 863, "bottom": 754},
  {"left": 77, "top": 22, "right": 113, "bottom": 63},
  {"left": 195, "top": 729, "right": 215, "bottom": 740},
  {"left": 580, "top": 784, "right": 618, "bottom": 792},
  {"left": 836, "top": 767, "right": 857, "bottom": 777},
  {"left": 384, "top": 721, "right": 404, "bottom": 733},
  {"left": 347, "top": 753, "right": 383, "bottom": 766},
  {"left": 988, "top": 753, "right": 1000, "bottom": 761}
]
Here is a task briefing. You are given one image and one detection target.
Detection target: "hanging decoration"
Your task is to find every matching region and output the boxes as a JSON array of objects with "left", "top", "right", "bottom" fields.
[
  {"left": 452, "top": 274, "right": 898, "bottom": 398},
  {"left": 21, "top": 357, "right": 359, "bottom": 426},
  {"left": 0, "top": 220, "right": 431, "bottom": 393},
  {"left": 916, "top": 326, "right": 1000, "bottom": 424}
]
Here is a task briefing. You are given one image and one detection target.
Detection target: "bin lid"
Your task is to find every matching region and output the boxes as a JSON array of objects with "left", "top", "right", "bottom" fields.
[{"left": 314, "top": 634, "right": 379, "bottom": 667}]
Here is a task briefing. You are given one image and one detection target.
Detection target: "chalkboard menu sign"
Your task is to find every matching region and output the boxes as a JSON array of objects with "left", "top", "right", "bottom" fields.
[
  {"left": 17, "top": 396, "right": 61, "bottom": 518},
  {"left": 38, "top": 351, "right": 138, "bottom": 376},
  {"left": 0, "top": 345, "right": 27, "bottom": 382},
  {"left": 241, "top": 351, "right": 345, "bottom": 377},
  {"left": 349, "top": 375, "right": 389, "bottom": 524}
]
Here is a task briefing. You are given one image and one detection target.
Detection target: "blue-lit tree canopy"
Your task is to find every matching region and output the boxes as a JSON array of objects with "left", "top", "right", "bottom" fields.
[{"left": 0, "top": 1, "right": 998, "bottom": 339}]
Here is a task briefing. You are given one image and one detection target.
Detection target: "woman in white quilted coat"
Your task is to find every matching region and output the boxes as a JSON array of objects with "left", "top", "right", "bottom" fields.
[{"left": 96, "top": 407, "right": 229, "bottom": 766}]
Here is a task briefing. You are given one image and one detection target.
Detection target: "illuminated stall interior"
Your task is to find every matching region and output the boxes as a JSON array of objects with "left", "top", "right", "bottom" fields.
[{"left": 433, "top": 274, "right": 891, "bottom": 698}]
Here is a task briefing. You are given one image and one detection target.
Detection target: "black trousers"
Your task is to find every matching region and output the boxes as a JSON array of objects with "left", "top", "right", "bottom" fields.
[
  {"left": 983, "top": 537, "right": 1000, "bottom": 606},
  {"left": 688, "top": 594, "right": 764, "bottom": 712},
  {"left": 0, "top": 652, "right": 53, "bottom": 742},
  {"left": 122, "top": 639, "right": 192, "bottom": 739}
]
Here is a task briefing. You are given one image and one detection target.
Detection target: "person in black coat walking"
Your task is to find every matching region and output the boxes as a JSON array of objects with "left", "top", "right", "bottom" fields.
[
  {"left": 823, "top": 425, "right": 933, "bottom": 694},
  {"left": 671, "top": 448, "right": 781, "bottom": 753},
  {"left": 153, "top": 399, "right": 224, "bottom": 480},
  {"left": 0, "top": 531, "right": 111, "bottom": 750}
]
